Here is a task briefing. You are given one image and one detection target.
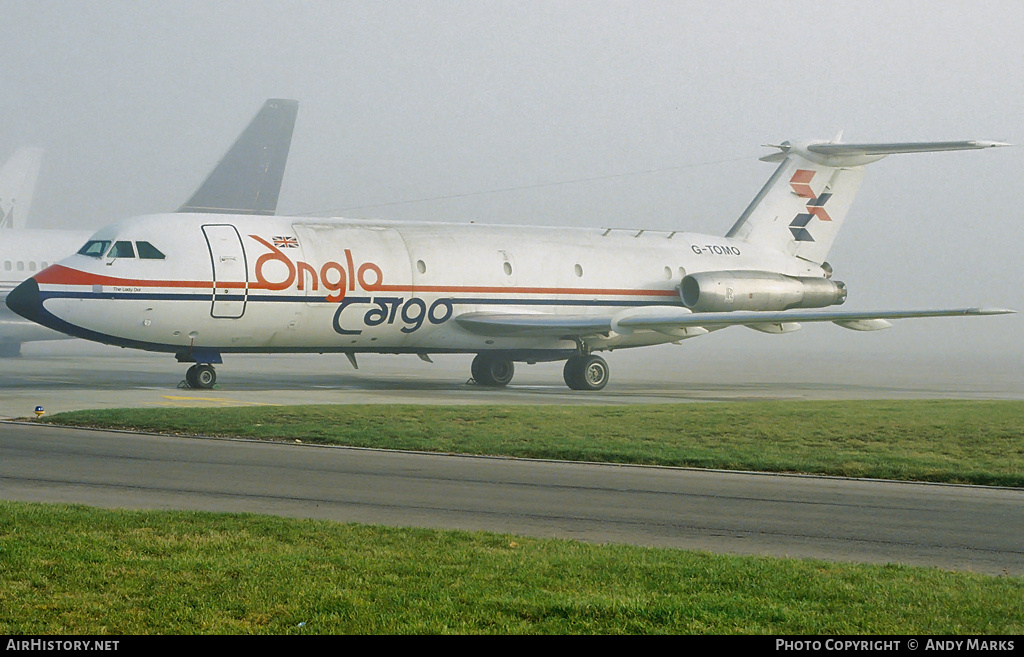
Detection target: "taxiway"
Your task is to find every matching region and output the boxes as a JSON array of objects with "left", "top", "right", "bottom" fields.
[
  {"left": 3, "top": 421, "right": 1022, "bottom": 575},
  {"left": 2, "top": 341, "right": 1022, "bottom": 419},
  {"left": 2, "top": 341, "right": 1021, "bottom": 575}
]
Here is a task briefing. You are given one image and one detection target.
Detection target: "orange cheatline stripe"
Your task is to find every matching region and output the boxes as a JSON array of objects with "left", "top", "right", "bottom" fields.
[
  {"left": 371, "top": 283, "right": 677, "bottom": 297},
  {"left": 34, "top": 264, "right": 679, "bottom": 298},
  {"left": 35, "top": 265, "right": 209, "bottom": 288}
]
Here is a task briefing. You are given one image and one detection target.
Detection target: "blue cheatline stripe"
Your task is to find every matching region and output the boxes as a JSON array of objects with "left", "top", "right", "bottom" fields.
[
  {"left": 30, "top": 288, "right": 685, "bottom": 354},
  {"left": 37, "top": 290, "right": 684, "bottom": 308}
]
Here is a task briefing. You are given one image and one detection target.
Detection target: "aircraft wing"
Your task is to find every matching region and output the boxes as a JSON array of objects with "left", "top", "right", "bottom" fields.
[{"left": 455, "top": 306, "right": 1015, "bottom": 338}]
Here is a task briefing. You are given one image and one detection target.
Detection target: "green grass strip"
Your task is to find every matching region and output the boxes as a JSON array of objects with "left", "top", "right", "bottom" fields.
[
  {"left": 1, "top": 501, "right": 1021, "bottom": 634},
  {"left": 44, "top": 400, "right": 1024, "bottom": 486}
]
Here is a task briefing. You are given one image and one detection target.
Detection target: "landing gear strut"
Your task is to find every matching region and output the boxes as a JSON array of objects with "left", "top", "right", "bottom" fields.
[
  {"left": 563, "top": 354, "right": 609, "bottom": 391},
  {"left": 185, "top": 364, "right": 217, "bottom": 389},
  {"left": 471, "top": 353, "right": 515, "bottom": 387}
]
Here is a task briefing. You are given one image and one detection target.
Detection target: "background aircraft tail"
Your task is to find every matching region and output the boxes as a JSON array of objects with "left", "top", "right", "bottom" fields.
[
  {"left": 0, "top": 147, "right": 44, "bottom": 229},
  {"left": 178, "top": 98, "right": 299, "bottom": 216},
  {"left": 725, "top": 139, "right": 1008, "bottom": 264}
]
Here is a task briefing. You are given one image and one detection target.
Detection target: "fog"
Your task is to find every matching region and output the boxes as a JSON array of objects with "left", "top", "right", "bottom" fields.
[{"left": 3, "top": 1, "right": 1021, "bottom": 379}]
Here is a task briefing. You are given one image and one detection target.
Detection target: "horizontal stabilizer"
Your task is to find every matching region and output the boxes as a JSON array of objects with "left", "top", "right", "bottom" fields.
[
  {"left": 178, "top": 99, "right": 299, "bottom": 216},
  {"left": 807, "top": 140, "right": 1009, "bottom": 157},
  {"left": 728, "top": 137, "right": 1009, "bottom": 263}
]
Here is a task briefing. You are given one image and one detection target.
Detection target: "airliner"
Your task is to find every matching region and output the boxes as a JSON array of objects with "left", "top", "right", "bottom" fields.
[
  {"left": 0, "top": 99, "right": 298, "bottom": 356},
  {"left": 0, "top": 146, "right": 88, "bottom": 356},
  {"left": 6, "top": 137, "right": 1012, "bottom": 389}
]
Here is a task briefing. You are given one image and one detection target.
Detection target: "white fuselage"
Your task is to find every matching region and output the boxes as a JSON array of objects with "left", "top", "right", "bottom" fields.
[
  {"left": 28, "top": 213, "right": 826, "bottom": 358},
  {"left": 10, "top": 137, "right": 1008, "bottom": 389}
]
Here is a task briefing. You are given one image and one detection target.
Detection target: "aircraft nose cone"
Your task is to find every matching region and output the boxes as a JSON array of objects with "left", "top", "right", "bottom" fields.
[{"left": 6, "top": 277, "right": 42, "bottom": 323}]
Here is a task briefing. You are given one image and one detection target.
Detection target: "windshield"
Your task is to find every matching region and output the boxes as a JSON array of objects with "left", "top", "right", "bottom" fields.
[
  {"left": 136, "top": 241, "right": 166, "bottom": 259},
  {"left": 109, "top": 241, "right": 135, "bottom": 258},
  {"left": 77, "top": 240, "right": 111, "bottom": 258}
]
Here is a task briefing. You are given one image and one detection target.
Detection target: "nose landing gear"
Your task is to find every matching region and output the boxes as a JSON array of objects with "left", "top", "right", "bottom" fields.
[{"left": 185, "top": 364, "right": 217, "bottom": 389}]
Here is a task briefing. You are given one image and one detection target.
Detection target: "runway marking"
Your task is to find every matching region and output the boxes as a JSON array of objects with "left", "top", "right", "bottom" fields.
[{"left": 150, "top": 395, "right": 272, "bottom": 408}]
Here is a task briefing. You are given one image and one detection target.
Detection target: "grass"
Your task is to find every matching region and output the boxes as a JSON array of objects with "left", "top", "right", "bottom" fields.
[
  {"left": 1, "top": 501, "right": 1021, "bottom": 635},
  {"left": 42, "top": 400, "right": 1024, "bottom": 486},
  {"left": 15, "top": 399, "right": 1024, "bottom": 633}
]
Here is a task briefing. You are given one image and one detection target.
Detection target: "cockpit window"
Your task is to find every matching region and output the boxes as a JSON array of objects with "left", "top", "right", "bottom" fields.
[
  {"left": 77, "top": 240, "right": 111, "bottom": 258},
  {"left": 109, "top": 241, "right": 135, "bottom": 259},
  {"left": 136, "top": 241, "right": 166, "bottom": 260}
]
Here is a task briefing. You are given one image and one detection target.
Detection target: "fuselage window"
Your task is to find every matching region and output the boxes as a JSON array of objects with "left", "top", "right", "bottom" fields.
[
  {"left": 78, "top": 240, "right": 111, "bottom": 258},
  {"left": 29, "top": 262, "right": 36, "bottom": 271},
  {"left": 109, "top": 241, "right": 135, "bottom": 259},
  {"left": 3, "top": 261, "right": 10, "bottom": 271},
  {"left": 16, "top": 261, "right": 24, "bottom": 271},
  {"left": 136, "top": 241, "right": 166, "bottom": 260}
]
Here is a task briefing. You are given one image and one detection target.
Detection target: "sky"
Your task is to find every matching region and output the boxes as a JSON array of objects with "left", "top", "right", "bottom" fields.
[{"left": 2, "top": 0, "right": 1022, "bottom": 373}]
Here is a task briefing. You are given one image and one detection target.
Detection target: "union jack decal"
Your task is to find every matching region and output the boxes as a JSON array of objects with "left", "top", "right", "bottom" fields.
[
  {"left": 273, "top": 236, "right": 299, "bottom": 248},
  {"left": 788, "top": 169, "right": 832, "bottom": 242}
]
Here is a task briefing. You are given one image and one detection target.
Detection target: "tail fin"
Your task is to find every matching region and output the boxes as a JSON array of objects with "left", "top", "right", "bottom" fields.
[
  {"left": 725, "top": 139, "right": 1008, "bottom": 264},
  {"left": 0, "top": 147, "right": 44, "bottom": 229},
  {"left": 178, "top": 98, "right": 299, "bottom": 215}
]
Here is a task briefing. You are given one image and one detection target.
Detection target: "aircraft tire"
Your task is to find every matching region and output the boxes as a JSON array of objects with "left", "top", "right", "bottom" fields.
[
  {"left": 562, "top": 357, "right": 583, "bottom": 389},
  {"left": 185, "top": 365, "right": 198, "bottom": 388},
  {"left": 193, "top": 364, "right": 217, "bottom": 389},
  {"left": 563, "top": 354, "right": 609, "bottom": 391},
  {"left": 471, "top": 353, "right": 514, "bottom": 387}
]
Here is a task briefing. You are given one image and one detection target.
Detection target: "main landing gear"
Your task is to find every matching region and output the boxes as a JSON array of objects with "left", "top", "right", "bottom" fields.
[
  {"left": 470, "top": 352, "right": 610, "bottom": 391},
  {"left": 184, "top": 364, "right": 217, "bottom": 389},
  {"left": 562, "top": 354, "right": 609, "bottom": 391},
  {"left": 471, "top": 353, "right": 515, "bottom": 387}
]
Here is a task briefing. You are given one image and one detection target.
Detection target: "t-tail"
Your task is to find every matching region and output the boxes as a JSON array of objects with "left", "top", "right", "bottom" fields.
[{"left": 725, "top": 138, "right": 1009, "bottom": 264}]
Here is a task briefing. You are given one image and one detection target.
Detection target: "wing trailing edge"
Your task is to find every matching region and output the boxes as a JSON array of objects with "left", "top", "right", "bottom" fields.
[{"left": 454, "top": 307, "right": 1014, "bottom": 339}]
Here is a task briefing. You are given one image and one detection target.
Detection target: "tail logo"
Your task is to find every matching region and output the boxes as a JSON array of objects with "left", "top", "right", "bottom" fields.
[{"left": 788, "top": 169, "right": 832, "bottom": 242}]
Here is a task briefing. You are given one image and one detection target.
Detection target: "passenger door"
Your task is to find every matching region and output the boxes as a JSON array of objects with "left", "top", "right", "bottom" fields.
[{"left": 202, "top": 224, "right": 248, "bottom": 318}]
